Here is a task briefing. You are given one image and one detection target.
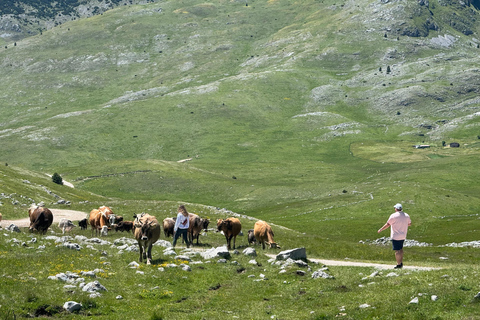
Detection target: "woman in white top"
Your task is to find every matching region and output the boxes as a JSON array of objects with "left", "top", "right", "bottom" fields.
[{"left": 173, "top": 205, "right": 190, "bottom": 248}]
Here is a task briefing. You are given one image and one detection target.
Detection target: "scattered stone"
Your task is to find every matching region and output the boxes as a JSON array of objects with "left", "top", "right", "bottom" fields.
[
  {"left": 242, "top": 247, "right": 256, "bottom": 256},
  {"left": 82, "top": 281, "right": 107, "bottom": 293},
  {"left": 163, "top": 249, "right": 176, "bottom": 256},
  {"left": 409, "top": 297, "right": 419, "bottom": 304},
  {"left": 276, "top": 248, "right": 306, "bottom": 261},
  {"left": 128, "top": 261, "right": 140, "bottom": 268},
  {"left": 180, "top": 264, "right": 191, "bottom": 271},
  {"left": 361, "top": 237, "right": 431, "bottom": 247},
  {"left": 431, "top": 295, "right": 438, "bottom": 301},
  {"left": 6, "top": 224, "right": 20, "bottom": 233},
  {"left": 386, "top": 272, "right": 399, "bottom": 277},
  {"left": 64, "top": 242, "right": 82, "bottom": 251},
  {"left": 359, "top": 304, "right": 370, "bottom": 309},
  {"left": 362, "top": 271, "right": 379, "bottom": 280},
  {"left": 116, "top": 295, "right": 123, "bottom": 300},
  {"left": 80, "top": 271, "right": 96, "bottom": 278},
  {"left": 63, "top": 301, "right": 82, "bottom": 312},
  {"left": 312, "top": 269, "right": 334, "bottom": 279},
  {"left": 200, "top": 246, "right": 231, "bottom": 259}
]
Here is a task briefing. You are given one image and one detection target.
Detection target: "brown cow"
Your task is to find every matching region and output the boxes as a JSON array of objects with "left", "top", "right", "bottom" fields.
[
  {"left": 189, "top": 216, "right": 210, "bottom": 245},
  {"left": 188, "top": 213, "right": 204, "bottom": 245},
  {"left": 217, "top": 217, "right": 242, "bottom": 250},
  {"left": 28, "top": 206, "right": 53, "bottom": 234},
  {"left": 134, "top": 213, "right": 161, "bottom": 265},
  {"left": 115, "top": 221, "right": 134, "bottom": 233},
  {"left": 89, "top": 206, "right": 115, "bottom": 236},
  {"left": 162, "top": 218, "right": 175, "bottom": 237},
  {"left": 253, "top": 220, "right": 280, "bottom": 250}
]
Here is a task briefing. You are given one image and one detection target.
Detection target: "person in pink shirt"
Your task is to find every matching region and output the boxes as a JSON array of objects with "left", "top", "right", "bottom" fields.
[{"left": 378, "top": 203, "right": 412, "bottom": 269}]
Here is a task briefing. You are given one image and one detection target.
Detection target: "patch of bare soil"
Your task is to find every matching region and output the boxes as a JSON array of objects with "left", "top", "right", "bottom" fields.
[
  {"left": 1, "top": 209, "right": 88, "bottom": 228},
  {"left": 264, "top": 254, "right": 439, "bottom": 271}
]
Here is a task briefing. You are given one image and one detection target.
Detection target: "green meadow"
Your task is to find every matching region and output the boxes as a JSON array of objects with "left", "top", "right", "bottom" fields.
[{"left": 1, "top": 0, "right": 480, "bottom": 318}]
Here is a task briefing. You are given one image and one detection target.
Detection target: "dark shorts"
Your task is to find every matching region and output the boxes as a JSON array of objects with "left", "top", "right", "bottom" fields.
[{"left": 391, "top": 239, "right": 405, "bottom": 251}]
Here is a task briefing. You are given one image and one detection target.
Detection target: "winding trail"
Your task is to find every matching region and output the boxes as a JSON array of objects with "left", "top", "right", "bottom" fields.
[
  {"left": 264, "top": 254, "right": 441, "bottom": 271},
  {"left": 1, "top": 209, "right": 88, "bottom": 228}
]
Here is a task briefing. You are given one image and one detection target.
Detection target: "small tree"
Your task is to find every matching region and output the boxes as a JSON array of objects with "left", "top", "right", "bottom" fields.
[
  {"left": 52, "top": 172, "right": 63, "bottom": 185},
  {"left": 386, "top": 65, "right": 391, "bottom": 73}
]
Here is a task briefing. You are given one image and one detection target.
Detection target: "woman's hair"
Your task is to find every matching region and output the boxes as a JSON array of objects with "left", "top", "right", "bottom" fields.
[{"left": 178, "top": 205, "right": 188, "bottom": 216}]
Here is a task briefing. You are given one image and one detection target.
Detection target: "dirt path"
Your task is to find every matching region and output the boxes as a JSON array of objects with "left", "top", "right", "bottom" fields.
[
  {"left": 1, "top": 209, "right": 88, "bottom": 228},
  {"left": 265, "top": 254, "right": 440, "bottom": 271}
]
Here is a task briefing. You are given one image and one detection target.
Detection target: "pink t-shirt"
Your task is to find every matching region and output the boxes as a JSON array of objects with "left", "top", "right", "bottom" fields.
[{"left": 387, "top": 211, "right": 411, "bottom": 240}]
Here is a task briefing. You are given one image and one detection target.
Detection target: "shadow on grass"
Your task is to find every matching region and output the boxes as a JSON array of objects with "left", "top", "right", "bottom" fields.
[{"left": 150, "top": 257, "right": 169, "bottom": 265}]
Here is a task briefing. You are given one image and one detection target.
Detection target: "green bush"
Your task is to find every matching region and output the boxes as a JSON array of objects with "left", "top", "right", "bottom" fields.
[{"left": 51, "top": 172, "right": 63, "bottom": 185}]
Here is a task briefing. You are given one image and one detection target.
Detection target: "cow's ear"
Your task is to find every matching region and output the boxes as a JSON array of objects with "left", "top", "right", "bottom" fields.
[{"left": 133, "top": 214, "right": 137, "bottom": 219}]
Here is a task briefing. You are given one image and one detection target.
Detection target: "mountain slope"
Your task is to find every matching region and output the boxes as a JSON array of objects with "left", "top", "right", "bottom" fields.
[
  {"left": 0, "top": 0, "right": 158, "bottom": 42},
  {"left": 0, "top": 0, "right": 479, "bottom": 214}
]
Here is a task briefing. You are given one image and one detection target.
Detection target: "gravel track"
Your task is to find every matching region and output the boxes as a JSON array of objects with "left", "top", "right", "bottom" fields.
[{"left": 1, "top": 209, "right": 88, "bottom": 228}]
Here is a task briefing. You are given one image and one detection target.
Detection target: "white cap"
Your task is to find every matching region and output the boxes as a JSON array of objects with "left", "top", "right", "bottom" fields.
[{"left": 394, "top": 203, "right": 402, "bottom": 210}]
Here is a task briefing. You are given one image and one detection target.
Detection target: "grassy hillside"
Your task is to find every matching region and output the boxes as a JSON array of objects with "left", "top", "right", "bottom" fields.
[
  {"left": 1, "top": 2, "right": 480, "bottom": 317},
  {"left": 0, "top": 0, "right": 480, "bottom": 255}
]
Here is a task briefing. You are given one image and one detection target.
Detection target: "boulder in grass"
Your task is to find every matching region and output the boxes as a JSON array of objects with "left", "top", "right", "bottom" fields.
[
  {"left": 276, "top": 248, "right": 306, "bottom": 261},
  {"left": 82, "top": 281, "right": 107, "bottom": 293},
  {"left": 63, "top": 301, "right": 82, "bottom": 312},
  {"left": 200, "top": 246, "right": 231, "bottom": 259}
]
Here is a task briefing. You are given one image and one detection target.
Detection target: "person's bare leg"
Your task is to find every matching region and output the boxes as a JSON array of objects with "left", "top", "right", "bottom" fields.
[{"left": 395, "top": 249, "right": 403, "bottom": 265}]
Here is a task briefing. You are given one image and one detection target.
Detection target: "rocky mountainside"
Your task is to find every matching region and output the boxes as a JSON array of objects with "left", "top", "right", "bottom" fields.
[
  {"left": 0, "top": 0, "right": 479, "bottom": 177},
  {"left": 0, "top": 0, "right": 157, "bottom": 41}
]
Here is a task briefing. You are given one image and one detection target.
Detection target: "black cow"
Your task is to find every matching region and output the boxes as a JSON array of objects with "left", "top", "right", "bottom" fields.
[
  {"left": 78, "top": 218, "right": 88, "bottom": 230},
  {"left": 115, "top": 221, "right": 134, "bottom": 233}
]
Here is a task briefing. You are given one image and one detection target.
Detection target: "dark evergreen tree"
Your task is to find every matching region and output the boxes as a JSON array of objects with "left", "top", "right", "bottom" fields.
[{"left": 52, "top": 172, "right": 63, "bottom": 185}]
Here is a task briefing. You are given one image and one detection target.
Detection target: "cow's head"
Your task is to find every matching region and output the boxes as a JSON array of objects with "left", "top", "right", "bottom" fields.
[
  {"left": 267, "top": 242, "right": 280, "bottom": 249},
  {"left": 139, "top": 221, "right": 157, "bottom": 241},
  {"left": 217, "top": 219, "right": 232, "bottom": 232},
  {"left": 202, "top": 219, "right": 210, "bottom": 231},
  {"left": 216, "top": 219, "right": 223, "bottom": 232},
  {"left": 101, "top": 225, "right": 109, "bottom": 236}
]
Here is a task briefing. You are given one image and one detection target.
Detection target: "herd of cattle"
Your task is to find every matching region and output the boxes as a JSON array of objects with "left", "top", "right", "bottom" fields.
[{"left": 17, "top": 205, "right": 280, "bottom": 264}]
